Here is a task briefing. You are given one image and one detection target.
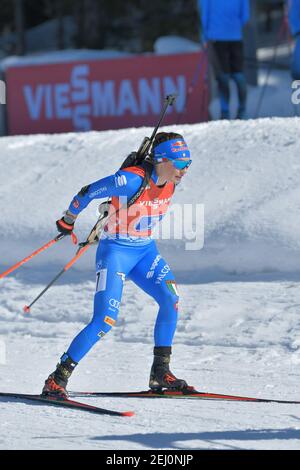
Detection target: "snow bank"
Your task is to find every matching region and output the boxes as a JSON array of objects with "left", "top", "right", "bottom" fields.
[
  {"left": 0, "top": 49, "right": 133, "bottom": 71},
  {"left": 0, "top": 35, "right": 197, "bottom": 71},
  {"left": 153, "top": 36, "right": 201, "bottom": 55},
  {"left": 1, "top": 117, "right": 300, "bottom": 280}
]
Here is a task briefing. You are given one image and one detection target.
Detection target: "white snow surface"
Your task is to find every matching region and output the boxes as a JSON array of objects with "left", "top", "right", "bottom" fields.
[
  {"left": 154, "top": 36, "right": 202, "bottom": 55},
  {"left": 1, "top": 118, "right": 300, "bottom": 450}
]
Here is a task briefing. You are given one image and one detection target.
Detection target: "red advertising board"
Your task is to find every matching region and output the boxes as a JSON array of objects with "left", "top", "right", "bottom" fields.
[{"left": 6, "top": 52, "right": 209, "bottom": 135}]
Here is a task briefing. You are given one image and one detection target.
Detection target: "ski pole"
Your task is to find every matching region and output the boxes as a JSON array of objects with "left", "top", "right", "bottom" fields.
[
  {"left": 23, "top": 243, "right": 90, "bottom": 313},
  {"left": 0, "top": 232, "right": 77, "bottom": 280},
  {"left": 135, "top": 94, "right": 177, "bottom": 160},
  {"left": 22, "top": 209, "right": 109, "bottom": 313}
]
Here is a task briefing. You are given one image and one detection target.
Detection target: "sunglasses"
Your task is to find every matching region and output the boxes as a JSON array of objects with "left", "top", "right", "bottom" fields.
[
  {"left": 156, "top": 157, "right": 192, "bottom": 170},
  {"left": 171, "top": 159, "right": 192, "bottom": 170}
]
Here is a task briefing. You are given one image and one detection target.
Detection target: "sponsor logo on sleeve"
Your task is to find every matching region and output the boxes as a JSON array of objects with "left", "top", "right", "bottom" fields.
[
  {"left": 89, "top": 186, "right": 108, "bottom": 198},
  {"left": 115, "top": 175, "right": 127, "bottom": 187}
]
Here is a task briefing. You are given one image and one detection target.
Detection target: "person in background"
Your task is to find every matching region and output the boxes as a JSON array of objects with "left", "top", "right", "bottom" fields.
[
  {"left": 287, "top": 0, "right": 300, "bottom": 79},
  {"left": 198, "top": 0, "right": 250, "bottom": 119}
]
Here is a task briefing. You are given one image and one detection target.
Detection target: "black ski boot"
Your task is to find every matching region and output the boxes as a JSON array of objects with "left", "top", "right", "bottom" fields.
[
  {"left": 149, "top": 347, "right": 190, "bottom": 391},
  {"left": 42, "top": 354, "right": 77, "bottom": 398}
]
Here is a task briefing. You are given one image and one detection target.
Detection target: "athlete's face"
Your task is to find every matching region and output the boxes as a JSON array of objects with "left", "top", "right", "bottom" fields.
[{"left": 155, "top": 160, "right": 190, "bottom": 185}]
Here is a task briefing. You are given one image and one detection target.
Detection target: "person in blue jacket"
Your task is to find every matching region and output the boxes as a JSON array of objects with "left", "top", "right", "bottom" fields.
[
  {"left": 42, "top": 132, "right": 194, "bottom": 397},
  {"left": 288, "top": 0, "right": 300, "bottom": 79},
  {"left": 198, "top": 0, "right": 250, "bottom": 119}
]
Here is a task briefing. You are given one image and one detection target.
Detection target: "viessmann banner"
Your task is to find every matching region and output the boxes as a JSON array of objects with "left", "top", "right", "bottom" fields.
[{"left": 6, "top": 52, "right": 208, "bottom": 135}]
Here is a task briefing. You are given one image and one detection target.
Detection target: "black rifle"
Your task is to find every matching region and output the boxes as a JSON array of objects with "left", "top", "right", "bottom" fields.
[{"left": 120, "top": 93, "right": 177, "bottom": 170}]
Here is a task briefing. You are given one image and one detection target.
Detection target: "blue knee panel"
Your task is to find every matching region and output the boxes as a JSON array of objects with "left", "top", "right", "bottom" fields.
[{"left": 128, "top": 247, "right": 180, "bottom": 347}]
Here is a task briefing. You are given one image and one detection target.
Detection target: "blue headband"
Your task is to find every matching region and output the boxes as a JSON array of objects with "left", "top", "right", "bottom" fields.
[{"left": 153, "top": 138, "right": 191, "bottom": 162}]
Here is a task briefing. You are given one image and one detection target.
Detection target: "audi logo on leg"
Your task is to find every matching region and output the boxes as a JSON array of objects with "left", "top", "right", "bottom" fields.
[{"left": 109, "top": 299, "right": 120, "bottom": 309}]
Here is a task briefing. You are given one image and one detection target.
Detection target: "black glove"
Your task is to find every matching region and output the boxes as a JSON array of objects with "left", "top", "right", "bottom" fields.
[{"left": 56, "top": 212, "right": 76, "bottom": 235}]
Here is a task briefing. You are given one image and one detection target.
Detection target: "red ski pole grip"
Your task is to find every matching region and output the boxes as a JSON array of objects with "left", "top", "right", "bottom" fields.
[{"left": 71, "top": 232, "right": 78, "bottom": 245}]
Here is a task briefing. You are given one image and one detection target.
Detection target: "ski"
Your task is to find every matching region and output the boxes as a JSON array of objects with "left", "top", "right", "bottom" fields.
[
  {"left": 69, "top": 388, "right": 300, "bottom": 404},
  {"left": 0, "top": 392, "right": 134, "bottom": 417}
]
